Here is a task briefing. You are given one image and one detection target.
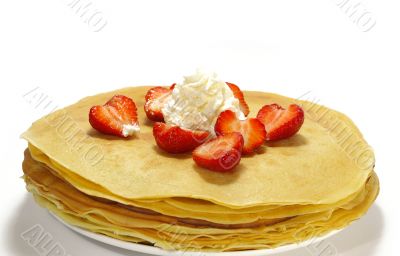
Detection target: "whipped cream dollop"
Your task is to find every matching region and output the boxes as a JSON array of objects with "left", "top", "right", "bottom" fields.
[
  {"left": 122, "top": 124, "right": 140, "bottom": 137},
  {"left": 162, "top": 70, "right": 244, "bottom": 134}
]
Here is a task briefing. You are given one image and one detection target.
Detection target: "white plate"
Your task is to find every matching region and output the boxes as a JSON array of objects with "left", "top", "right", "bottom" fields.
[{"left": 50, "top": 212, "right": 342, "bottom": 256}]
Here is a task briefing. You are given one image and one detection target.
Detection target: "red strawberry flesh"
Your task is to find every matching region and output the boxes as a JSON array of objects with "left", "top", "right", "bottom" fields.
[
  {"left": 153, "top": 122, "right": 210, "bottom": 154},
  {"left": 144, "top": 87, "right": 172, "bottom": 122},
  {"left": 193, "top": 132, "right": 244, "bottom": 172},
  {"left": 226, "top": 82, "right": 250, "bottom": 117},
  {"left": 215, "top": 110, "right": 266, "bottom": 154},
  {"left": 89, "top": 95, "right": 139, "bottom": 137},
  {"left": 257, "top": 104, "right": 304, "bottom": 141}
]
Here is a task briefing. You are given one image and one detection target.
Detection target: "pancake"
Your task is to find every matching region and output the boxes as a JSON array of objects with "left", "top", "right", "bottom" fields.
[
  {"left": 23, "top": 153, "right": 379, "bottom": 251},
  {"left": 23, "top": 149, "right": 372, "bottom": 230},
  {"left": 21, "top": 87, "right": 374, "bottom": 207},
  {"left": 20, "top": 86, "right": 379, "bottom": 252},
  {"left": 25, "top": 146, "right": 370, "bottom": 225}
]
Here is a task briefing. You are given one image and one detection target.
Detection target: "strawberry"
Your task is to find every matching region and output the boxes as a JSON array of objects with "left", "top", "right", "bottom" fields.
[
  {"left": 144, "top": 86, "right": 172, "bottom": 121},
  {"left": 214, "top": 110, "right": 266, "bottom": 154},
  {"left": 153, "top": 122, "right": 210, "bottom": 154},
  {"left": 193, "top": 132, "right": 244, "bottom": 172},
  {"left": 257, "top": 104, "right": 304, "bottom": 141},
  {"left": 170, "top": 83, "right": 176, "bottom": 90},
  {"left": 89, "top": 95, "right": 139, "bottom": 138},
  {"left": 226, "top": 82, "right": 250, "bottom": 116}
]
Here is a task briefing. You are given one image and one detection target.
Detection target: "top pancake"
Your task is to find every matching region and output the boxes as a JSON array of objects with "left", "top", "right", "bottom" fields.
[{"left": 21, "top": 86, "right": 375, "bottom": 207}]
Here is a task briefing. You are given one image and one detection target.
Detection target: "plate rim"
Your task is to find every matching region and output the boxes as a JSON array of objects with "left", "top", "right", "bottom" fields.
[{"left": 49, "top": 211, "right": 343, "bottom": 256}]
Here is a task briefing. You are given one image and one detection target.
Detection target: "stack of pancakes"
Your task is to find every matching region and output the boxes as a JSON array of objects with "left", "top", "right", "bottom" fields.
[{"left": 21, "top": 87, "right": 379, "bottom": 252}]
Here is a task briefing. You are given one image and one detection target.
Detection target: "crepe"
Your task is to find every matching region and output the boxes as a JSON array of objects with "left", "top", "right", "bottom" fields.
[
  {"left": 22, "top": 149, "right": 379, "bottom": 251},
  {"left": 21, "top": 87, "right": 374, "bottom": 206},
  {"left": 20, "top": 86, "right": 379, "bottom": 251}
]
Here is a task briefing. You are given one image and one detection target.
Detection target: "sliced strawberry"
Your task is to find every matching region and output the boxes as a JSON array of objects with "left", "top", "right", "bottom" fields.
[
  {"left": 226, "top": 82, "right": 250, "bottom": 117},
  {"left": 144, "top": 86, "right": 172, "bottom": 121},
  {"left": 170, "top": 83, "right": 176, "bottom": 90},
  {"left": 193, "top": 132, "right": 243, "bottom": 172},
  {"left": 257, "top": 104, "right": 304, "bottom": 141},
  {"left": 214, "top": 110, "right": 266, "bottom": 154},
  {"left": 89, "top": 95, "right": 139, "bottom": 137},
  {"left": 153, "top": 122, "right": 210, "bottom": 154}
]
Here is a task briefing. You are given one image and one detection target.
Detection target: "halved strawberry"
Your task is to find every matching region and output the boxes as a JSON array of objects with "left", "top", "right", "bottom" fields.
[
  {"left": 226, "top": 82, "right": 250, "bottom": 117},
  {"left": 89, "top": 95, "right": 139, "bottom": 137},
  {"left": 214, "top": 110, "right": 266, "bottom": 154},
  {"left": 193, "top": 132, "right": 244, "bottom": 172},
  {"left": 144, "top": 86, "right": 172, "bottom": 121},
  {"left": 257, "top": 104, "right": 304, "bottom": 141},
  {"left": 153, "top": 122, "right": 210, "bottom": 154}
]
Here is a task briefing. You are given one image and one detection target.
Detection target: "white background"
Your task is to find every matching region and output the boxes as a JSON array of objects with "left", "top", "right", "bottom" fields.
[{"left": 1, "top": 0, "right": 398, "bottom": 255}]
